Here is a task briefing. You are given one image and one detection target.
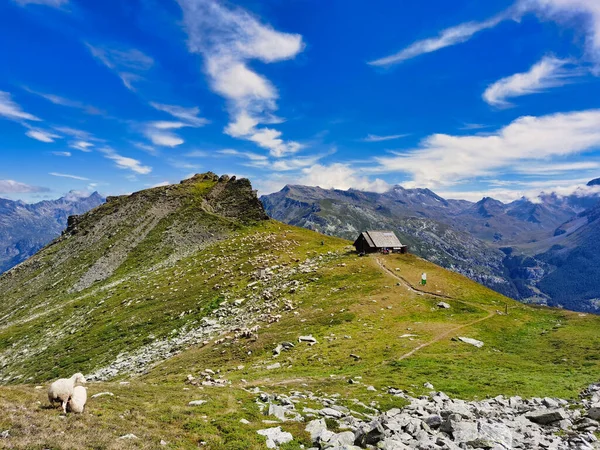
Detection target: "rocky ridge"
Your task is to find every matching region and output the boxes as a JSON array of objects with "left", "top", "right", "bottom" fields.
[{"left": 252, "top": 382, "right": 600, "bottom": 449}]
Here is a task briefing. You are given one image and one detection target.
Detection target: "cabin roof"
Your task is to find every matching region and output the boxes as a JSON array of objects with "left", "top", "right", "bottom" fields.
[{"left": 358, "top": 230, "right": 403, "bottom": 248}]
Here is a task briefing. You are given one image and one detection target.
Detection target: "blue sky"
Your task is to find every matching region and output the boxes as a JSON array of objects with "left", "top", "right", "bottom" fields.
[{"left": 2, "top": 0, "right": 600, "bottom": 203}]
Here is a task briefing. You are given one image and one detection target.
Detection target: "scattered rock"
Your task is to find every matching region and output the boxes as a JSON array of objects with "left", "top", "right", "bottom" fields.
[
  {"left": 91, "top": 392, "right": 114, "bottom": 398},
  {"left": 256, "top": 427, "right": 293, "bottom": 448},
  {"left": 437, "top": 302, "right": 451, "bottom": 309},
  {"left": 298, "top": 335, "right": 318, "bottom": 345},
  {"left": 266, "top": 362, "right": 281, "bottom": 370},
  {"left": 456, "top": 336, "right": 484, "bottom": 348},
  {"left": 188, "top": 400, "right": 207, "bottom": 406},
  {"left": 526, "top": 408, "right": 568, "bottom": 425},
  {"left": 118, "top": 434, "right": 138, "bottom": 440}
]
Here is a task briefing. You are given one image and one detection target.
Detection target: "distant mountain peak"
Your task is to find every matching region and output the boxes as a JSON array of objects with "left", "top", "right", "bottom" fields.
[{"left": 587, "top": 178, "right": 600, "bottom": 187}]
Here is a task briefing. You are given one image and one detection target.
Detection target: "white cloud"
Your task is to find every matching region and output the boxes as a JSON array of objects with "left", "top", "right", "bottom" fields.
[
  {"left": 299, "top": 163, "right": 390, "bottom": 193},
  {"left": 176, "top": 0, "right": 304, "bottom": 157},
  {"left": 25, "top": 129, "right": 60, "bottom": 143},
  {"left": 53, "top": 126, "right": 93, "bottom": 140},
  {"left": 0, "top": 179, "right": 49, "bottom": 193},
  {"left": 86, "top": 43, "right": 154, "bottom": 91},
  {"left": 483, "top": 56, "right": 581, "bottom": 107},
  {"left": 150, "top": 103, "right": 209, "bottom": 127},
  {"left": 132, "top": 142, "right": 158, "bottom": 155},
  {"left": 517, "top": 0, "right": 600, "bottom": 70},
  {"left": 149, "top": 121, "right": 188, "bottom": 130},
  {"left": 100, "top": 149, "right": 152, "bottom": 174},
  {"left": 362, "top": 133, "right": 409, "bottom": 142},
  {"left": 217, "top": 149, "right": 268, "bottom": 161},
  {"left": 51, "top": 151, "right": 71, "bottom": 157},
  {"left": 24, "top": 88, "right": 103, "bottom": 115},
  {"left": 144, "top": 129, "right": 184, "bottom": 147},
  {"left": 439, "top": 178, "right": 600, "bottom": 203},
  {"left": 373, "top": 109, "right": 600, "bottom": 188},
  {"left": 69, "top": 141, "right": 94, "bottom": 152},
  {"left": 150, "top": 181, "right": 170, "bottom": 188},
  {"left": 49, "top": 172, "right": 90, "bottom": 181},
  {"left": 513, "top": 161, "right": 600, "bottom": 175},
  {"left": 143, "top": 103, "right": 208, "bottom": 148},
  {"left": 12, "top": 0, "right": 67, "bottom": 7},
  {"left": 369, "top": 15, "right": 506, "bottom": 66},
  {"left": 0, "top": 91, "right": 40, "bottom": 122}
]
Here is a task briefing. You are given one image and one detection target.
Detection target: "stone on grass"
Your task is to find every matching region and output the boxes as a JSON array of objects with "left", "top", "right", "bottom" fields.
[
  {"left": 92, "top": 392, "right": 114, "bottom": 398},
  {"left": 188, "top": 400, "right": 207, "bottom": 406},
  {"left": 437, "top": 302, "right": 451, "bottom": 309},
  {"left": 298, "top": 335, "right": 318, "bottom": 345},
  {"left": 257, "top": 426, "right": 293, "bottom": 448},
  {"left": 118, "top": 434, "right": 138, "bottom": 440},
  {"left": 457, "top": 337, "right": 484, "bottom": 348}
]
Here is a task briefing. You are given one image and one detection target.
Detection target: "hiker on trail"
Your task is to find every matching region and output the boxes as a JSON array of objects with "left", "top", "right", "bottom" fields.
[{"left": 421, "top": 272, "right": 427, "bottom": 286}]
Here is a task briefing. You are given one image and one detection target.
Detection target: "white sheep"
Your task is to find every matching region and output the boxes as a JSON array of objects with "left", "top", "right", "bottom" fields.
[
  {"left": 67, "top": 386, "right": 87, "bottom": 414},
  {"left": 48, "top": 373, "right": 86, "bottom": 413}
]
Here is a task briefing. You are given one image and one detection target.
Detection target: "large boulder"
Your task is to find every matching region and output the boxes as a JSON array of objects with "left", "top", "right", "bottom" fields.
[{"left": 525, "top": 408, "right": 568, "bottom": 425}]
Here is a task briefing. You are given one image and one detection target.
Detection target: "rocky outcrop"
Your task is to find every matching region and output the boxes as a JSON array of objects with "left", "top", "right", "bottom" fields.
[{"left": 253, "top": 382, "right": 600, "bottom": 449}]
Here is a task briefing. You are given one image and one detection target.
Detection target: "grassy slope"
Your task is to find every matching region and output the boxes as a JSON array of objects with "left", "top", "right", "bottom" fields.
[{"left": 0, "top": 223, "right": 599, "bottom": 449}]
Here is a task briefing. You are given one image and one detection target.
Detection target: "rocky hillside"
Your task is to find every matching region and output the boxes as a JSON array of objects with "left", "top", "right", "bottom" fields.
[
  {"left": 0, "top": 191, "right": 104, "bottom": 274},
  {"left": 0, "top": 174, "right": 599, "bottom": 449},
  {"left": 261, "top": 184, "right": 600, "bottom": 312}
]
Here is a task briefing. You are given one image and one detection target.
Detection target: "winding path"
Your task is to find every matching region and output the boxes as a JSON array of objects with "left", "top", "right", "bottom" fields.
[{"left": 375, "top": 257, "right": 498, "bottom": 361}]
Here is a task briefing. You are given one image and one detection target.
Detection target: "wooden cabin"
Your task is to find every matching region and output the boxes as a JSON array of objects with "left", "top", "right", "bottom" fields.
[{"left": 353, "top": 230, "right": 408, "bottom": 254}]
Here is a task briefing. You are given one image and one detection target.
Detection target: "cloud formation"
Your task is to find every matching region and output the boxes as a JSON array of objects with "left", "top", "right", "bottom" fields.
[
  {"left": 25, "top": 128, "right": 61, "bottom": 143},
  {"left": 362, "top": 133, "right": 409, "bottom": 142},
  {"left": 369, "top": 15, "right": 505, "bottom": 66},
  {"left": 0, "top": 180, "right": 49, "bottom": 193},
  {"left": 374, "top": 109, "right": 600, "bottom": 188},
  {"left": 483, "top": 56, "right": 581, "bottom": 107},
  {"left": 144, "top": 102, "right": 209, "bottom": 147},
  {"left": 49, "top": 172, "right": 90, "bottom": 180},
  {"left": 176, "top": 0, "right": 304, "bottom": 157},
  {"left": 86, "top": 44, "right": 154, "bottom": 91},
  {"left": 299, "top": 163, "right": 390, "bottom": 192},
  {"left": 0, "top": 91, "right": 40, "bottom": 122},
  {"left": 12, "top": 0, "right": 67, "bottom": 7},
  {"left": 517, "top": 0, "right": 600, "bottom": 70},
  {"left": 150, "top": 103, "right": 209, "bottom": 127},
  {"left": 100, "top": 148, "right": 152, "bottom": 174},
  {"left": 69, "top": 141, "right": 94, "bottom": 152},
  {"left": 24, "top": 88, "right": 103, "bottom": 115}
]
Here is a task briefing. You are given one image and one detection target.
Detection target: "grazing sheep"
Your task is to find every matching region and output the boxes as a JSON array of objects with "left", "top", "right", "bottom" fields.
[
  {"left": 67, "top": 386, "right": 87, "bottom": 414},
  {"left": 48, "top": 373, "right": 86, "bottom": 413}
]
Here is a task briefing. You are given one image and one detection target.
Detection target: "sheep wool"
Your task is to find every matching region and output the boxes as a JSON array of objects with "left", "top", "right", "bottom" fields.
[
  {"left": 48, "top": 373, "right": 86, "bottom": 413},
  {"left": 67, "top": 386, "right": 87, "bottom": 414}
]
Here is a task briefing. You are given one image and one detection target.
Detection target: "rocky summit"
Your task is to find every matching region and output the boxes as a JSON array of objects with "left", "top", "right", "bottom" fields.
[{"left": 0, "top": 174, "right": 599, "bottom": 449}]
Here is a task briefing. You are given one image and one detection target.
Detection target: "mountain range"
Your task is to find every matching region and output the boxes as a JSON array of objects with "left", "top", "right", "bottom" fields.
[
  {"left": 261, "top": 182, "right": 600, "bottom": 312},
  {"left": 0, "top": 191, "right": 105, "bottom": 274}
]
